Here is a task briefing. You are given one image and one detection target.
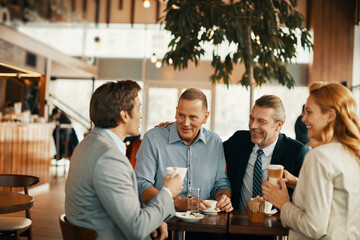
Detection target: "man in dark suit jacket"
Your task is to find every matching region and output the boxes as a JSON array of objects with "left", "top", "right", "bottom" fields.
[
  {"left": 224, "top": 95, "right": 308, "bottom": 210},
  {"left": 295, "top": 104, "right": 310, "bottom": 145}
]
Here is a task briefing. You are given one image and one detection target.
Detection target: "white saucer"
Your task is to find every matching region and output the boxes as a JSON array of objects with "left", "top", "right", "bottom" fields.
[
  {"left": 175, "top": 212, "right": 205, "bottom": 222},
  {"left": 265, "top": 209, "right": 278, "bottom": 216},
  {"left": 201, "top": 209, "right": 221, "bottom": 215}
]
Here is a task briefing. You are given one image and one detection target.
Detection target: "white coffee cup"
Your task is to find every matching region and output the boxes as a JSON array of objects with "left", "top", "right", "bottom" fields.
[
  {"left": 166, "top": 167, "right": 187, "bottom": 181},
  {"left": 265, "top": 201, "right": 273, "bottom": 213},
  {"left": 204, "top": 200, "right": 217, "bottom": 210},
  {"left": 268, "top": 164, "right": 284, "bottom": 188},
  {"left": 14, "top": 102, "right": 22, "bottom": 115}
]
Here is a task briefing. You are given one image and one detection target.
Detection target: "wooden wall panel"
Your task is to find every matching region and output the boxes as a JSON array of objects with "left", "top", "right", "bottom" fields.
[
  {"left": 309, "top": 0, "right": 355, "bottom": 87},
  {"left": 78, "top": 0, "right": 167, "bottom": 24},
  {"left": 73, "top": 0, "right": 305, "bottom": 25},
  {"left": 0, "top": 123, "right": 54, "bottom": 192}
]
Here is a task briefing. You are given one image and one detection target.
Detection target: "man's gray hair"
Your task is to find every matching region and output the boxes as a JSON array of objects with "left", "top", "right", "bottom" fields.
[
  {"left": 179, "top": 88, "right": 208, "bottom": 111},
  {"left": 255, "top": 95, "right": 286, "bottom": 122}
]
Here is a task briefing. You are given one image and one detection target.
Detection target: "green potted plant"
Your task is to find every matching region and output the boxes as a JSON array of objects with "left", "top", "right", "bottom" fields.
[{"left": 162, "top": 0, "right": 313, "bottom": 107}]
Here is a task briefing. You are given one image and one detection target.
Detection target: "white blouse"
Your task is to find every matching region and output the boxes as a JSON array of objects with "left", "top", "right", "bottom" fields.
[{"left": 280, "top": 141, "right": 360, "bottom": 240}]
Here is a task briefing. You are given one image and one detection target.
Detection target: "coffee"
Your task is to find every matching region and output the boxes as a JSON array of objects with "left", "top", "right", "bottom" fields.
[{"left": 267, "top": 165, "right": 284, "bottom": 188}]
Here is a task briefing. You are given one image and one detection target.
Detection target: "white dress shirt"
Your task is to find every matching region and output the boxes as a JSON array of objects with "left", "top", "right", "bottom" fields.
[{"left": 239, "top": 136, "right": 278, "bottom": 209}]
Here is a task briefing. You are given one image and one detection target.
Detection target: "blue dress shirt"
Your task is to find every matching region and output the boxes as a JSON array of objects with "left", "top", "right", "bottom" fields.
[
  {"left": 135, "top": 122, "right": 231, "bottom": 200},
  {"left": 103, "top": 128, "right": 173, "bottom": 200}
]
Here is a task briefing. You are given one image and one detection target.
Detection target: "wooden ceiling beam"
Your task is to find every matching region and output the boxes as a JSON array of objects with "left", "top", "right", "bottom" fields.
[
  {"left": 106, "top": 0, "right": 111, "bottom": 26},
  {"left": 130, "top": 0, "right": 135, "bottom": 26}
]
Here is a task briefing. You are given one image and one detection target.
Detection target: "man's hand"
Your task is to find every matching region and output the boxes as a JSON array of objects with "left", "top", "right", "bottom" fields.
[
  {"left": 162, "top": 174, "right": 183, "bottom": 197},
  {"left": 216, "top": 194, "right": 233, "bottom": 212},
  {"left": 151, "top": 222, "right": 168, "bottom": 240},
  {"left": 154, "top": 121, "right": 174, "bottom": 128},
  {"left": 174, "top": 197, "right": 211, "bottom": 211},
  {"left": 262, "top": 179, "right": 290, "bottom": 210},
  {"left": 173, "top": 196, "right": 188, "bottom": 211},
  {"left": 199, "top": 199, "right": 211, "bottom": 210},
  {"left": 282, "top": 170, "right": 298, "bottom": 189}
]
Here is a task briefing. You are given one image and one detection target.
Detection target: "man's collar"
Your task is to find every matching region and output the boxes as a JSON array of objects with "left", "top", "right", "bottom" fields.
[
  {"left": 169, "top": 123, "right": 180, "bottom": 144},
  {"left": 103, "top": 128, "right": 127, "bottom": 155},
  {"left": 169, "top": 122, "right": 206, "bottom": 145},
  {"left": 253, "top": 135, "right": 279, "bottom": 156}
]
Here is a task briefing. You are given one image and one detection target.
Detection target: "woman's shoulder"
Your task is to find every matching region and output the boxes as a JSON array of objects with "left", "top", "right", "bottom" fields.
[
  {"left": 308, "top": 141, "right": 342, "bottom": 156},
  {"left": 315, "top": 141, "right": 342, "bottom": 150},
  {"left": 307, "top": 141, "right": 354, "bottom": 167}
]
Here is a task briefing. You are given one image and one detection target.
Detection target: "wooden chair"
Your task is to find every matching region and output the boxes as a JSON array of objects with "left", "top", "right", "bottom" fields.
[
  {"left": 0, "top": 174, "right": 39, "bottom": 240},
  {"left": 59, "top": 214, "right": 98, "bottom": 240},
  {"left": 125, "top": 138, "right": 142, "bottom": 169}
]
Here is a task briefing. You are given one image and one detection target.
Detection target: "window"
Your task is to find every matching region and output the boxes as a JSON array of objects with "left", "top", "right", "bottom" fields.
[
  {"left": 146, "top": 87, "right": 178, "bottom": 131},
  {"left": 51, "top": 79, "right": 308, "bottom": 142},
  {"left": 215, "top": 84, "right": 308, "bottom": 141},
  {"left": 141, "top": 82, "right": 213, "bottom": 136},
  {"left": 50, "top": 79, "right": 144, "bottom": 140},
  {"left": 215, "top": 85, "right": 250, "bottom": 140}
]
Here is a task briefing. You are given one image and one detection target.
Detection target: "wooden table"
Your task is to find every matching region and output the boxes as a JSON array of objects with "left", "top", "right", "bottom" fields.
[
  {"left": 168, "top": 210, "right": 289, "bottom": 240},
  {"left": 167, "top": 212, "right": 228, "bottom": 240},
  {"left": 229, "top": 210, "right": 288, "bottom": 239},
  {"left": 0, "top": 192, "right": 34, "bottom": 214}
]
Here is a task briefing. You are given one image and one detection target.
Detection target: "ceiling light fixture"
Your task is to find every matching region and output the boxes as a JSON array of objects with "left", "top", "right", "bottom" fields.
[
  {"left": 0, "top": 73, "right": 37, "bottom": 77},
  {"left": 143, "top": 0, "right": 150, "bottom": 8},
  {"left": 172, "top": 4, "right": 180, "bottom": 9},
  {"left": 155, "top": 60, "right": 162, "bottom": 68},
  {"left": 94, "top": 36, "right": 101, "bottom": 50},
  {"left": 0, "top": 62, "right": 42, "bottom": 77},
  {"left": 151, "top": 53, "right": 157, "bottom": 63}
]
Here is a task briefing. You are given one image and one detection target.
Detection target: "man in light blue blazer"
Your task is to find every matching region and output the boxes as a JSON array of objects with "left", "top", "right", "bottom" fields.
[{"left": 65, "top": 80, "right": 183, "bottom": 240}]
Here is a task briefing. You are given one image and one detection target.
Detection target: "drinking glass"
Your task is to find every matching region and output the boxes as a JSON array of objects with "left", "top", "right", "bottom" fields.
[{"left": 187, "top": 187, "right": 200, "bottom": 213}]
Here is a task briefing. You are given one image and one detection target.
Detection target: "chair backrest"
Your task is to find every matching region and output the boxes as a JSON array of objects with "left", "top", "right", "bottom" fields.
[
  {"left": 0, "top": 174, "right": 39, "bottom": 219},
  {"left": 59, "top": 214, "right": 98, "bottom": 240},
  {"left": 126, "top": 138, "right": 142, "bottom": 169},
  {"left": 0, "top": 174, "right": 39, "bottom": 195}
]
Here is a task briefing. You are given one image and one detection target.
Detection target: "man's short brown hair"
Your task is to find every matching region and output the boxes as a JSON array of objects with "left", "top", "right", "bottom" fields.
[
  {"left": 255, "top": 95, "right": 286, "bottom": 122},
  {"left": 178, "top": 88, "right": 208, "bottom": 111},
  {"left": 90, "top": 80, "right": 141, "bottom": 128}
]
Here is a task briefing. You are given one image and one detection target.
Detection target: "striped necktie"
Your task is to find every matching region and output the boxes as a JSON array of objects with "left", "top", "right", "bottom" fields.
[{"left": 252, "top": 149, "right": 264, "bottom": 197}]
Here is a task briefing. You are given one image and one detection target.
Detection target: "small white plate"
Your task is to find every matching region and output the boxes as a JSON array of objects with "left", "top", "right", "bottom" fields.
[
  {"left": 265, "top": 209, "right": 278, "bottom": 216},
  {"left": 201, "top": 209, "right": 221, "bottom": 215},
  {"left": 175, "top": 212, "right": 205, "bottom": 222}
]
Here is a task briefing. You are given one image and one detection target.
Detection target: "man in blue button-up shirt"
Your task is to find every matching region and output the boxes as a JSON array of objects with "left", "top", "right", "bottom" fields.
[{"left": 135, "top": 88, "right": 233, "bottom": 212}]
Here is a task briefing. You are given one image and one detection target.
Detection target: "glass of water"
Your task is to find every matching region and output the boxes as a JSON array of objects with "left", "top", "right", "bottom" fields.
[{"left": 187, "top": 187, "right": 200, "bottom": 213}]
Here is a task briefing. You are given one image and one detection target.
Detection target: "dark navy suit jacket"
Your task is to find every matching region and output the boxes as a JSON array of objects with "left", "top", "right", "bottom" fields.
[{"left": 223, "top": 130, "right": 308, "bottom": 209}]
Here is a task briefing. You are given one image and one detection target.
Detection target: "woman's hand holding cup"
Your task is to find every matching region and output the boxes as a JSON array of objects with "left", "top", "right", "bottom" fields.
[{"left": 282, "top": 170, "right": 298, "bottom": 189}]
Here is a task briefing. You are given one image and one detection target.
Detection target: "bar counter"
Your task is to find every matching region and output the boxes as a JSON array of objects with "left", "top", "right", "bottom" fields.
[{"left": 0, "top": 122, "right": 55, "bottom": 190}]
